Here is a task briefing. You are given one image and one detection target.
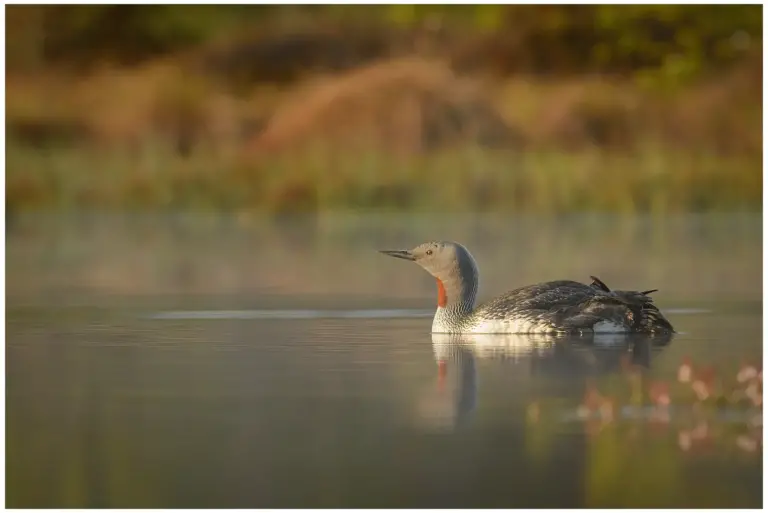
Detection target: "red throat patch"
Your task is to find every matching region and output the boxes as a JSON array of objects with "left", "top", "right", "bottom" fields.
[{"left": 436, "top": 278, "right": 447, "bottom": 307}]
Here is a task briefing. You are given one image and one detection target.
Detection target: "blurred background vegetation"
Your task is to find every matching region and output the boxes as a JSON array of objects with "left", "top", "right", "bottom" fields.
[{"left": 5, "top": 5, "right": 762, "bottom": 214}]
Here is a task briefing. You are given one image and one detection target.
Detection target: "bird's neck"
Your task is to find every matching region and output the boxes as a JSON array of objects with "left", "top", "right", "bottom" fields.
[
  {"left": 430, "top": 251, "right": 480, "bottom": 333},
  {"left": 433, "top": 270, "right": 478, "bottom": 324}
]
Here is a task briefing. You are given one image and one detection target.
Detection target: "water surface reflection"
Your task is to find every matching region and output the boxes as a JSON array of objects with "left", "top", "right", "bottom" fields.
[
  {"left": 6, "top": 213, "right": 762, "bottom": 508},
  {"left": 420, "top": 332, "right": 673, "bottom": 431}
]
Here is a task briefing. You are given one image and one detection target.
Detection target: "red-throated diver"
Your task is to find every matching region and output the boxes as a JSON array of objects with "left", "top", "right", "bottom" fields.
[{"left": 380, "top": 241, "right": 674, "bottom": 334}]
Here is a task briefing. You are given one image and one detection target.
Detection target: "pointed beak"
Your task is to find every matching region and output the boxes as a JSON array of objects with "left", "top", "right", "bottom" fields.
[{"left": 379, "top": 249, "right": 415, "bottom": 261}]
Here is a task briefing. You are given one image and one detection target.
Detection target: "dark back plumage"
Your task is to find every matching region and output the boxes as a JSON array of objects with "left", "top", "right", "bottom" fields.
[{"left": 473, "top": 276, "right": 674, "bottom": 334}]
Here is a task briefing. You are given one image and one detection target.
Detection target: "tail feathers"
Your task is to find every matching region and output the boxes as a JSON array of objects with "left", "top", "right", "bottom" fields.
[
  {"left": 587, "top": 276, "right": 674, "bottom": 334},
  {"left": 637, "top": 303, "right": 675, "bottom": 334}
]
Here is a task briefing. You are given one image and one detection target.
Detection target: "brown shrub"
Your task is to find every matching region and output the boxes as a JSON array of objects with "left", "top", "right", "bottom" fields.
[
  {"left": 493, "top": 53, "right": 761, "bottom": 157},
  {"left": 246, "top": 57, "right": 521, "bottom": 158},
  {"left": 6, "top": 61, "right": 266, "bottom": 154},
  {"left": 655, "top": 50, "right": 762, "bottom": 156},
  {"left": 515, "top": 77, "right": 645, "bottom": 151}
]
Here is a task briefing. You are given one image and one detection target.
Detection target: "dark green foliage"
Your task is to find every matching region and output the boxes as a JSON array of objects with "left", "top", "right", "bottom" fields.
[{"left": 7, "top": 5, "right": 761, "bottom": 84}]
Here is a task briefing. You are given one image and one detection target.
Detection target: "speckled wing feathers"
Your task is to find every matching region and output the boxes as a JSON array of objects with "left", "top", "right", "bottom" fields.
[
  {"left": 473, "top": 281, "right": 595, "bottom": 319},
  {"left": 471, "top": 279, "right": 673, "bottom": 333}
]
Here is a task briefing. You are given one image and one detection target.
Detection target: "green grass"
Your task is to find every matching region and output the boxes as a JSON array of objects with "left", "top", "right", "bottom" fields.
[{"left": 7, "top": 139, "right": 761, "bottom": 214}]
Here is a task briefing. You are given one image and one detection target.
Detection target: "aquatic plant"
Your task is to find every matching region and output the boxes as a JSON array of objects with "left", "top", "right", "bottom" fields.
[{"left": 527, "top": 355, "right": 763, "bottom": 455}]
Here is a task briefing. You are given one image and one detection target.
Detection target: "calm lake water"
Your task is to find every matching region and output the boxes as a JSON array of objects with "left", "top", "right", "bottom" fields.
[{"left": 6, "top": 213, "right": 763, "bottom": 508}]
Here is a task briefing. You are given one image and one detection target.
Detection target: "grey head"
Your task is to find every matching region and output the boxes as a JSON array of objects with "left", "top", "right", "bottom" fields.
[{"left": 379, "top": 241, "right": 479, "bottom": 310}]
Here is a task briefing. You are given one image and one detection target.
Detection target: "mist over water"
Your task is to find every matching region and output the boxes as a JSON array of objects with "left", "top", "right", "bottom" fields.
[{"left": 6, "top": 213, "right": 762, "bottom": 508}]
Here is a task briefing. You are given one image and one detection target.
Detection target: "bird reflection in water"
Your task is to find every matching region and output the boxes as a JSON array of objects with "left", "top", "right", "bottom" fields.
[{"left": 416, "top": 332, "right": 672, "bottom": 431}]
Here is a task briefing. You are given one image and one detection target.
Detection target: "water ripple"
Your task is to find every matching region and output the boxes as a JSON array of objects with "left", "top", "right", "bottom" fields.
[
  {"left": 149, "top": 307, "right": 707, "bottom": 321},
  {"left": 148, "top": 309, "right": 434, "bottom": 320}
]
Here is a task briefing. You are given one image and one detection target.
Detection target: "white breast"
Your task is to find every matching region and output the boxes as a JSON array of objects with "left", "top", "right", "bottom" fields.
[
  {"left": 431, "top": 310, "right": 631, "bottom": 335},
  {"left": 467, "top": 317, "right": 556, "bottom": 334}
]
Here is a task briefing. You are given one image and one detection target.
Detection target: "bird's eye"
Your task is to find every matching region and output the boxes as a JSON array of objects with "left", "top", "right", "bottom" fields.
[{"left": 426, "top": 249, "right": 433, "bottom": 256}]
